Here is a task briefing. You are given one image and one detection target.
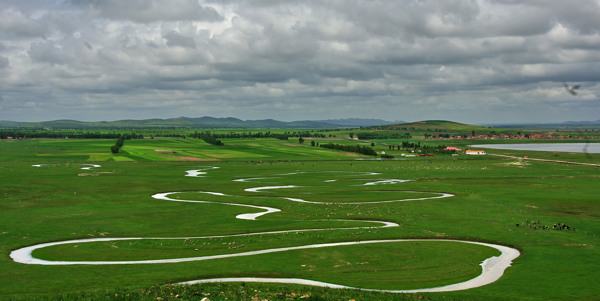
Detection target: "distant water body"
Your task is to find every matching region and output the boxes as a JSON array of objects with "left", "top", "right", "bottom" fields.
[{"left": 471, "top": 143, "right": 600, "bottom": 153}]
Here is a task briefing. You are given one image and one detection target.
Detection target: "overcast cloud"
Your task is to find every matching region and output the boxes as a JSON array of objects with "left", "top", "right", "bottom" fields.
[{"left": 1, "top": 0, "right": 599, "bottom": 124}]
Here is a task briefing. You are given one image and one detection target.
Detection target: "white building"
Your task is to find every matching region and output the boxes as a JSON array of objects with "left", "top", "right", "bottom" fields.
[{"left": 466, "top": 150, "right": 487, "bottom": 155}]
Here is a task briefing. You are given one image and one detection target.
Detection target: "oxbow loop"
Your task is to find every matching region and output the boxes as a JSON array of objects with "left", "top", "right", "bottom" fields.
[{"left": 11, "top": 166, "right": 519, "bottom": 292}]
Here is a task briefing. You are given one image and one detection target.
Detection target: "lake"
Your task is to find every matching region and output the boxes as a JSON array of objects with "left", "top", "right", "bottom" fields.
[{"left": 470, "top": 143, "right": 600, "bottom": 153}]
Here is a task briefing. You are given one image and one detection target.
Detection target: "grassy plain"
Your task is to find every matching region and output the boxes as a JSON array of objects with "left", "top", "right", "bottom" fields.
[{"left": 0, "top": 135, "right": 599, "bottom": 300}]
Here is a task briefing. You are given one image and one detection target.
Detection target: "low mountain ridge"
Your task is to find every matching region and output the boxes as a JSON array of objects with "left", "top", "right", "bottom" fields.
[
  {"left": 2, "top": 117, "right": 597, "bottom": 130},
  {"left": 314, "top": 118, "right": 399, "bottom": 127},
  {"left": 376, "top": 120, "right": 485, "bottom": 131},
  {"left": 0, "top": 117, "right": 386, "bottom": 129}
]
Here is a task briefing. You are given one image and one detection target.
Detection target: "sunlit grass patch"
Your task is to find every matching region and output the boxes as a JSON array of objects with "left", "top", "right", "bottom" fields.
[{"left": 193, "top": 150, "right": 269, "bottom": 159}]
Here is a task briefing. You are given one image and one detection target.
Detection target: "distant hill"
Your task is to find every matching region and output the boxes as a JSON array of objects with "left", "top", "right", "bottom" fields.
[
  {"left": 4, "top": 117, "right": 596, "bottom": 130},
  {"left": 487, "top": 120, "right": 600, "bottom": 129},
  {"left": 376, "top": 120, "right": 488, "bottom": 131},
  {"left": 0, "top": 117, "right": 384, "bottom": 129},
  {"left": 563, "top": 120, "right": 600, "bottom": 126},
  {"left": 313, "top": 118, "right": 399, "bottom": 127}
]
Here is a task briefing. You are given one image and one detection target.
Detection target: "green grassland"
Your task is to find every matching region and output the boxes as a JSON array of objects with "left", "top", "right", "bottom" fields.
[{"left": 0, "top": 133, "right": 599, "bottom": 300}]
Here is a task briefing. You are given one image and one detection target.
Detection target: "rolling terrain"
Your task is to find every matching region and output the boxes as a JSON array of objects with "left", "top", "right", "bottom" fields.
[
  {"left": 0, "top": 117, "right": 394, "bottom": 129},
  {"left": 0, "top": 122, "right": 598, "bottom": 300}
]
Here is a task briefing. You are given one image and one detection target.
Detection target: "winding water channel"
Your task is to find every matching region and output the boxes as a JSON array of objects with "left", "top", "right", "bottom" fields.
[{"left": 11, "top": 165, "right": 520, "bottom": 293}]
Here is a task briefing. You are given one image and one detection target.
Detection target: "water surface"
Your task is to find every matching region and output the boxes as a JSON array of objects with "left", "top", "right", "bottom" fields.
[{"left": 471, "top": 143, "right": 600, "bottom": 153}]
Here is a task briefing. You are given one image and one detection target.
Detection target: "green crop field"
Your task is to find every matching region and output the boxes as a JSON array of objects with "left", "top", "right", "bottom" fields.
[{"left": 0, "top": 136, "right": 598, "bottom": 300}]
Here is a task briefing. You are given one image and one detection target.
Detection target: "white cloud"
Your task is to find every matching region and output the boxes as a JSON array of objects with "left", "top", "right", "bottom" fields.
[
  {"left": 71, "top": 0, "right": 223, "bottom": 23},
  {"left": 0, "top": 0, "right": 598, "bottom": 123}
]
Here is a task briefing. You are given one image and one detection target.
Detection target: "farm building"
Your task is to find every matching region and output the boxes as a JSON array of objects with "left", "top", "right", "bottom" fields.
[
  {"left": 445, "top": 146, "right": 462, "bottom": 151},
  {"left": 466, "top": 150, "right": 487, "bottom": 155}
]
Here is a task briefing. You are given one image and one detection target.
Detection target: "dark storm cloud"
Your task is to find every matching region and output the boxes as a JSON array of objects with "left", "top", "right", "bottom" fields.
[
  {"left": 0, "top": 59, "right": 8, "bottom": 71},
  {"left": 28, "top": 41, "right": 70, "bottom": 65},
  {"left": 0, "top": 0, "right": 598, "bottom": 123}
]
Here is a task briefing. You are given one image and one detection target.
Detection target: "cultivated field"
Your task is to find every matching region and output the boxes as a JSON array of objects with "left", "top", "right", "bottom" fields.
[{"left": 1, "top": 137, "right": 598, "bottom": 300}]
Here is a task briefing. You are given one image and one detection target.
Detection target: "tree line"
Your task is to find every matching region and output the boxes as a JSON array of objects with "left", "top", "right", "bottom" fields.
[
  {"left": 355, "top": 132, "right": 412, "bottom": 139},
  {"left": 110, "top": 134, "right": 134, "bottom": 153},
  {"left": 0, "top": 130, "right": 143, "bottom": 140},
  {"left": 419, "top": 144, "right": 457, "bottom": 154},
  {"left": 197, "top": 133, "right": 224, "bottom": 146},
  {"left": 424, "top": 133, "right": 453, "bottom": 138},
  {"left": 386, "top": 141, "right": 422, "bottom": 150},
  {"left": 387, "top": 141, "right": 459, "bottom": 154},
  {"left": 319, "top": 143, "right": 377, "bottom": 156},
  {"left": 190, "top": 131, "right": 289, "bottom": 141},
  {"left": 190, "top": 131, "right": 328, "bottom": 141}
]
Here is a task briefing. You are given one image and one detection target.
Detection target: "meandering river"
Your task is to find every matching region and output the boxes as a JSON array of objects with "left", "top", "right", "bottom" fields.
[{"left": 11, "top": 165, "right": 520, "bottom": 293}]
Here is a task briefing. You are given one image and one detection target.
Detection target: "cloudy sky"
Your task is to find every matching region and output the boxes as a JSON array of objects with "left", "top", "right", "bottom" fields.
[{"left": 1, "top": 0, "right": 599, "bottom": 124}]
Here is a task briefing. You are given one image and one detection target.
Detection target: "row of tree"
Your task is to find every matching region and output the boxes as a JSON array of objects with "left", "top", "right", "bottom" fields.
[
  {"left": 191, "top": 131, "right": 290, "bottom": 140},
  {"left": 389, "top": 141, "right": 421, "bottom": 149},
  {"left": 189, "top": 130, "right": 333, "bottom": 141},
  {"left": 110, "top": 134, "right": 134, "bottom": 153},
  {"left": 319, "top": 143, "right": 377, "bottom": 156},
  {"left": 386, "top": 142, "right": 459, "bottom": 154},
  {"left": 423, "top": 133, "right": 453, "bottom": 138},
  {"left": 198, "top": 133, "right": 224, "bottom": 146},
  {"left": 355, "top": 132, "right": 412, "bottom": 139},
  {"left": 419, "top": 144, "right": 458, "bottom": 154},
  {"left": 0, "top": 130, "right": 143, "bottom": 140}
]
